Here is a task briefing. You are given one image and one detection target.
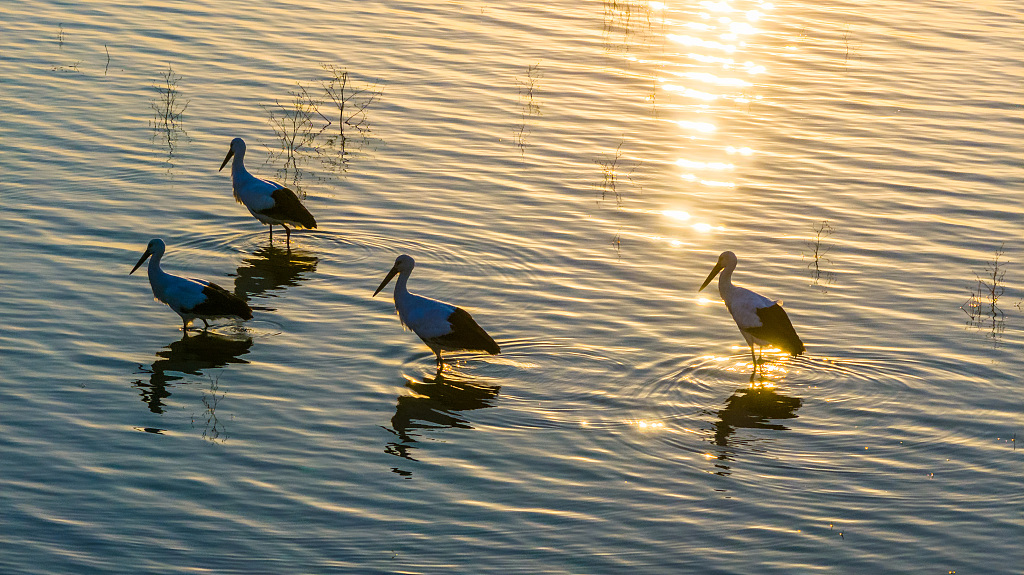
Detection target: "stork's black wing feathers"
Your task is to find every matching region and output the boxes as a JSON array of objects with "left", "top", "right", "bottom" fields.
[
  {"left": 744, "top": 303, "right": 805, "bottom": 356},
  {"left": 258, "top": 187, "right": 317, "bottom": 229},
  {"left": 187, "top": 282, "right": 254, "bottom": 320},
  {"left": 431, "top": 307, "right": 500, "bottom": 355}
]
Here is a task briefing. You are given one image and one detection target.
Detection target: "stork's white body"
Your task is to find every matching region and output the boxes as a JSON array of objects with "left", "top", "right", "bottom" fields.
[
  {"left": 131, "top": 239, "right": 252, "bottom": 330},
  {"left": 219, "top": 138, "right": 317, "bottom": 245},
  {"left": 373, "top": 255, "right": 500, "bottom": 369},
  {"left": 393, "top": 279, "right": 459, "bottom": 343},
  {"left": 720, "top": 283, "right": 776, "bottom": 349},
  {"left": 699, "top": 251, "right": 805, "bottom": 363},
  {"left": 230, "top": 165, "right": 281, "bottom": 225}
]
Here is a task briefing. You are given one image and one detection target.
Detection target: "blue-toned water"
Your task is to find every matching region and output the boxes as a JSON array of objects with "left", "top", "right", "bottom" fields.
[{"left": 1, "top": 1, "right": 1021, "bottom": 573}]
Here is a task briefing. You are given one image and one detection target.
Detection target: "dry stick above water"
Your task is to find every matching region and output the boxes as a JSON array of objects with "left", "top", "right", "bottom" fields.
[
  {"left": 315, "top": 63, "right": 382, "bottom": 171},
  {"left": 514, "top": 62, "right": 542, "bottom": 155},
  {"left": 262, "top": 65, "right": 382, "bottom": 186},
  {"left": 804, "top": 220, "right": 836, "bottom": 288},
  {"left": 961, "top": 245, "right": 1010, "bottom": 347},
  {"left": 594, "top": 138, "right": 644, "bottom": 207},
  {"left": 150, "top": 64, "right": 190, "bottom": 153},
  {"left": 962, "top": 244, "right": 1007, "bottom": 322},
  {"left": 261, "top": 86, "right": 320, "bottom": 188},
  {"left": 596, "top": 140, "right": 624, "bottom": 205}
]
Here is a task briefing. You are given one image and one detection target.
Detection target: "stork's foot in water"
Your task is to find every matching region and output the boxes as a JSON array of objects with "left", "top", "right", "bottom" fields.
[{"left": 749, "top": 346, "right": 762, "bottom": 367}]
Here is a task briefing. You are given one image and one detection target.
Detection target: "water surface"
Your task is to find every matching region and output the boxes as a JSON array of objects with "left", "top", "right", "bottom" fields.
[{"left": 1, "top": 0, "right": 1021, "bottom": 573}]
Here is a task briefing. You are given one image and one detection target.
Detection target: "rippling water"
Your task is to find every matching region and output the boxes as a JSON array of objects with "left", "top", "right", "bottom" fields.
[{"left": 1, "top": 0, "right": 1021, "bottom": 573}]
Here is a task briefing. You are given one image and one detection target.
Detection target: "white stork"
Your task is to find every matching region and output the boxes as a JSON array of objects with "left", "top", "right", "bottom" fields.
[
  {"left": 130, "top": 238, "right": 253, "bottom": 331},
  {"left": 219, "top": 137, "right": 317, "bottom": 247},
  {"left": 699, "top": 251, "right": 805, "bottom": 365},
  {"left": 373, "top": 255, "right": 500, "bottom": 369}
]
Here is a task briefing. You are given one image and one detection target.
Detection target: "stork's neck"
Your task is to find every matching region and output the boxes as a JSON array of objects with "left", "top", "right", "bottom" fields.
[
  {"left": 147, "top": 251, "right": 170, "bottom": 297},
  {"left": 230, "top": 150, "right": 256, "bottom": 185},
  {"left": 393, "top": 270, "right": 412, "bottom": 302},
  {"left": 717, "top": 264, "right": 736, "bottom": 299}
]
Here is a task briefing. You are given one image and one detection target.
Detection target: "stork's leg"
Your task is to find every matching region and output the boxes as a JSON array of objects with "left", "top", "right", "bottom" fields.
[
  {"left": 283, "top": 225, "right": 291, "bottom": 248},
  {"left": 435, "top": 350, "right": 444, "bottom": 371},
  {"left": 182, "top": 318, "right": 190, "bottom": 333},
  {"left": 749, "top": 344, "right": 758, "bottom": 366},
  {"left": 268, "top": 224, "right": 273, "bottom": 241},
  {"left": 202, "top": 319, "right": 210, "bottom": 330}
]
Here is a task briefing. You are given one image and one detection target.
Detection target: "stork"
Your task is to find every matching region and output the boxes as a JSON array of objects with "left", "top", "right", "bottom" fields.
[
  {"left": 130, "top": 238, "right": 253, "bottom": 332},
  {"left": 373, "top": 255, "right": 500, "bottom": 370},
  {"left": 699, "top": 251, "right": 805, "bottom": 365},
  {"left": 219, "top": 137, "right": 317, "bottom": 247}
]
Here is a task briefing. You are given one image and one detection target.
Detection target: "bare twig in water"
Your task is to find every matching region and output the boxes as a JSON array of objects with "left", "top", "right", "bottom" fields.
[
  {"left": 841, "top": 23, "right": 860, "bottom": 71},
  {"left": 58, "top": 24, "right": 64, "bottom": 49},
  {"left": 514, "top": 62, "right": 542, "bottom": 155},
  {"left": 262, "top": 86, "right": 320, "bottom": 189},
  {"left": 262, "top": 65, "right": 383, "bottom": 184},
  {"left": 192, "top": 375, "right": 228, "bottom": 442},
  {"left": 602, "top": 0, "right": 655, "bottom": 51},
  {"left": 314, "top": 63, "right": 383, "bottom": 173},
  {"left": 962, "top": 244, "right": 1008, "bottom": 345},
  {"left": 803, "top": 220, "right": 836, "bottom": 289},
  {"left": 595, "top": 138, "right": 643, "bottom": 207},
  {"left": 150, "top": 64, "right": 190, "bottom": 157},
  {"left": 50, "top": 61, "right": 82, "bottom": 73},
  {"left": 596, "top": 140, "right": 624, "bottom": 205},
  {"left": 104, "top": 44, "right": 110, "bottom": 75}
]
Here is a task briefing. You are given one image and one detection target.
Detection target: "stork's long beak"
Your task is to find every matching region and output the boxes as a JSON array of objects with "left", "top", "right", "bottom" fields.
[
  {"left": 373, "top": 266, "right": 400, "bottom": 297},
  {"left": 699, "top": 260, "right": 725, "bottom": 292},
  {"left": 130, "top": 249, "right": 153, "bottom": 275},
  {"left": 219, "top": 147, "right": 234, "bottom": 171}
]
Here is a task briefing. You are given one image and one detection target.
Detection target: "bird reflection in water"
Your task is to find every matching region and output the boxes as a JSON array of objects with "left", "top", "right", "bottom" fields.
[
  {"left": 231, "top": 244, "right": 319, "bottom": 307},
  {"left": 707, "top": 377, "right": 802, "bottom": 475},
  {"left": 385, "top": 372, "right": 500, "bottom": 476},
  {"left": 132, "top": 331, "right": 253, "bottom": 417}
]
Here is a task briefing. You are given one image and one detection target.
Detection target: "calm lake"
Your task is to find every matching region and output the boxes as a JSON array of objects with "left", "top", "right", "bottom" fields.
[{"left": 1, "top": 0, "right": 1021, "bottom": 573}]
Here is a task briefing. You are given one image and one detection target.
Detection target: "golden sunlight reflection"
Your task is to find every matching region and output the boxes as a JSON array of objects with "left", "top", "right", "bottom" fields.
[
  {"left": 726, "top": 146, "right": 754, "bottom": 155},
  {"left": 698, "top": 180, "right": 735, "bottom": 188},
  {"left": 676, "top": 159, "right": 734, "bottom": 170},
  {"left": 700, "top": 1, "right": 733, "bottom": 12},
  {"left": 662, "top": 209, "right": 691, "bottom": 221},
  {"left": 672, "top": 71, "right": 751, "bottom": 87},
  {"left": 676, "top": 120, "right": 717, "bottom": 133},
  {"left": 629, "top": 420, "right": 666, "bottom": 431},
  {"left": 652, "top": 0, "right": 774, "bottom": 211},
  {"left": 687, "top": 53, "right": 734, "bottom": 65},
  {"left": 668, "top": 35, "right": 737, "bottom": 53},
  {"left": 662, "top": 84, "right": 719, "bottom": 101}
]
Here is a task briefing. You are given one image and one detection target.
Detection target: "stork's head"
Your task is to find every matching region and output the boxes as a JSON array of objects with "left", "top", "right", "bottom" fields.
[
  {"left": 699, "top": 251, "right": 737, "bottom": 291},
  {"left": 219, "top": 137, "right": 246, "bottom": 171},
  {"left": 373, "top": 254, "right": 416, "bottom": 297},
  {"left": 130, "top": 238, "right": 166, "bottom": 275}
]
